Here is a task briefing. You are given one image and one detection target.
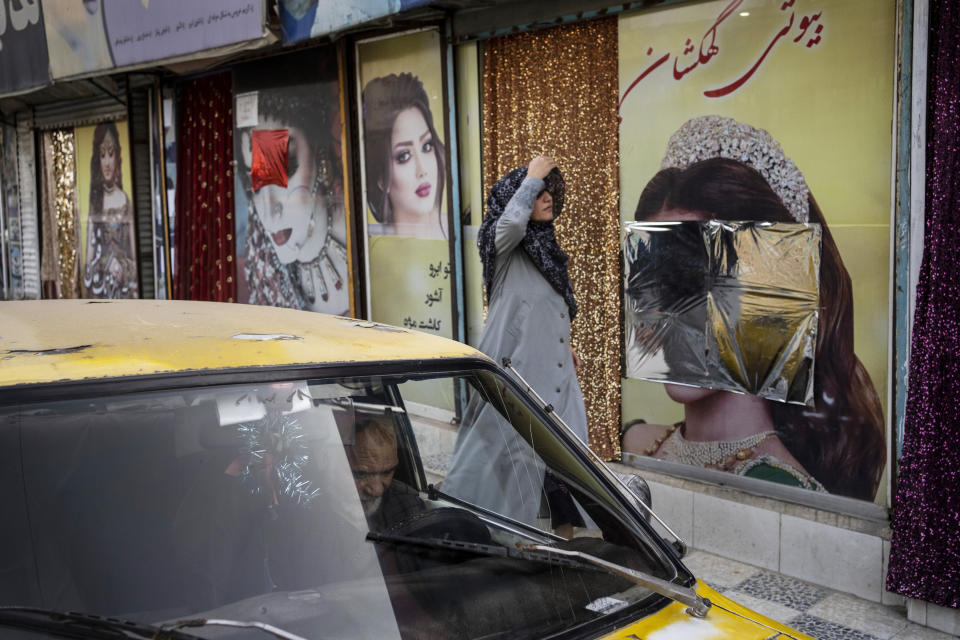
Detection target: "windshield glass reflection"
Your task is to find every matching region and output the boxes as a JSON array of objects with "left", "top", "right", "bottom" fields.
[{"left": 3, "top": 370, "right": 675, "bottom": 639}]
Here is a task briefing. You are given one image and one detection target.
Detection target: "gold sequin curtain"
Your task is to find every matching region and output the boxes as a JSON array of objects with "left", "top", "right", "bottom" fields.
[
  {"left": 39, "top": 129, "right": 81, "bottom": 298},
  {"left": 173, "top": 72, "right": 236, "bottom": 302},
  {"left": 482, "top": 18, "right": 621, "bottom": 459}
]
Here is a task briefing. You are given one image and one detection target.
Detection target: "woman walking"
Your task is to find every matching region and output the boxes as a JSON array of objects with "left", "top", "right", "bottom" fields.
[{"left": 443, "top": 156, "right": 588, "bottom": 536}]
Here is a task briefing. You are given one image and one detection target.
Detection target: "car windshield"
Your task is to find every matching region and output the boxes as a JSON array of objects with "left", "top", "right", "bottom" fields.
[{"left": 1, "top": 367, "right": 677, "bottom": 639}]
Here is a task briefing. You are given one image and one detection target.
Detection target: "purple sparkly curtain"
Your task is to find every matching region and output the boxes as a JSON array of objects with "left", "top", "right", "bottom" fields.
[{"left": 886, "top": 0, "right": 960, "bottom": 609}]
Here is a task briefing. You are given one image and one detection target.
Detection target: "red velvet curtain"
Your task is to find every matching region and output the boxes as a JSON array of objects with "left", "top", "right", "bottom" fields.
[{"left": 173, "top": 72, "right": 236, "bottom": 302}]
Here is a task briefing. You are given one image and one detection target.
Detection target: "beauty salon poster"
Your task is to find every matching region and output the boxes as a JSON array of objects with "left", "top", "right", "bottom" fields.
[
  {"left": 75, "top": 120, "right": 138, "bottom": 298},
  {"left": 356, "top": 29, "right": 456, "bottom": 342},
  {"left": 232, "top": 47, "right": 355, "bottom": 317},
  {"left": 618, "top": 0, "right": 895, "bottom": 504}
]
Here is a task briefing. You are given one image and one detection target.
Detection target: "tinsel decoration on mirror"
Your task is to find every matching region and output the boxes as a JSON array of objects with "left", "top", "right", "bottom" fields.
[
  {"left": 482, "top": 17, "right": 622, "bottom": 459},
  {"left": 235, "top": 410, "right": 321, "bottom": 506}
]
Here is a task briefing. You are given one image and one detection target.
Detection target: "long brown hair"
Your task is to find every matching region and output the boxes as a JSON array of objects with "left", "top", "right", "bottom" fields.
[
  {"left": 361, "top": 73, "right": 446, "bottom": 225},
  {"left": 635, "top": 157, "right": 885, "bottom": 500},
  {"left": 89, "top": 121, "right": 122, "bottom": 215}
]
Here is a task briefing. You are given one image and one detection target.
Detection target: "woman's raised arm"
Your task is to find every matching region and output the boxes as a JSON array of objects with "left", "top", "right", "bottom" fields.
[{"left": 494, "top": 155, "right": 556, "bottom": 256}]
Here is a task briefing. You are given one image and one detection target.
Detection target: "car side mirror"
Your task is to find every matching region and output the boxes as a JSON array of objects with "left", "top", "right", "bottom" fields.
[
  {"left": 617, "top": 472, "right": 652, "bottom": 522},
  {"left": 625, "top": 474, "right": 652, "bottom": 511},
  {"left": 622, "top": 474, "right": 687, "bottom": 557}
]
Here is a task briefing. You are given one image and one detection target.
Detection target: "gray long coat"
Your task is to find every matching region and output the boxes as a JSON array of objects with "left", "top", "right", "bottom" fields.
[{"left": 443, "top": 176, "right": 588, "bottom": 526}]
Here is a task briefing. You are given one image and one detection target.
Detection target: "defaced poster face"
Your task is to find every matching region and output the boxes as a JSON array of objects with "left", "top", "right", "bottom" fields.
[
  {"left": 356, "top": 28, "right": 456, "bottom": 340},
  {"left": 617, "top": 0, "right": 895, "bottom": 504},
  {"left": 75, "top": 120, "right": 138, "bottom": 299},
  {"left": 233, "top": 47, "right": 355, "bottom": 317}
]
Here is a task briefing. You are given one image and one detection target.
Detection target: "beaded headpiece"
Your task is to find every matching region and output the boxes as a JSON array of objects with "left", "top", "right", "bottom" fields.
[{"left": 660, "top": 115, "right": 810, "bottom": 223}]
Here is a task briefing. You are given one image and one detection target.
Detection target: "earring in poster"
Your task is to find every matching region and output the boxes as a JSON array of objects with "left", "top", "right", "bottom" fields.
[
  {"left": 320, "top": 253, "right": 343, "bottom": 291},
  {"left": 292, "top": 162, "right": 346, "bottom": 305}
]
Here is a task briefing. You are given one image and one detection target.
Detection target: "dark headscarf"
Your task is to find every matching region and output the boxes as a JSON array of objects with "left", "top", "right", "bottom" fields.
[{"left": 478, "top": 166, "right": 577, "bottom": 320}]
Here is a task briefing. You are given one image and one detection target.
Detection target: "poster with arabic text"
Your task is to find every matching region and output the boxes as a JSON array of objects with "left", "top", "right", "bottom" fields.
[
  {"left": 356, "top": 29, "right": 456, "bottom": 340},
  {"left": 618, "top": 0, "right": 894, "bottom": 505}
]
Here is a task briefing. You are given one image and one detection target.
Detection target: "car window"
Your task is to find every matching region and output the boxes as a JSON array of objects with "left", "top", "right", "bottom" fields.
[{"left": 3, "top": 370, "right": 675, "bottom": 639}]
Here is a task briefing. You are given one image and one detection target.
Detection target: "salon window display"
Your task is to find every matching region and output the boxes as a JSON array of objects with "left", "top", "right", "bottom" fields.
[
  {"left": 234, "top": 76, "right": 351, "bottom": 315},
  {"left": 81, "top": 122, "right": 139, "bottom": 299},
  {"left": 362, "top": 72, "right": 446, "bottom": 239},
  {"left": 356, "top": 29, "right": 456, "bottom": 342},
  {"left": 620, "top": 116, "right": 886, "bottom": 502}
]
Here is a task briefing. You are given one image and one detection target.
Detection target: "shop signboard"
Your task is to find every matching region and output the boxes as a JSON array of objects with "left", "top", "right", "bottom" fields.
[
  {"left": 41, "top": 0, "right": 113, "bottom": 78},
  {"left": 39, "top": 0, "right": 264, "bottom": 81},
  {"left": 356, "top": 28, "right": 459, "bottom": 413},
  {"left": 101, "top": 0, "right": 262, "bottom": 68},
  {"left": 279, "top": 0, "right": 427, "bottom": 44},
  {"left": 617, "top": 0, "right": 895, "bottom": 505},
  {"left": 0, "top": 0, "right": 50, "bottom": 96}
]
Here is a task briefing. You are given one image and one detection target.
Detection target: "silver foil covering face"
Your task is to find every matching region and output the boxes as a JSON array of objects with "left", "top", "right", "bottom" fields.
[{"left": 623, "top": 221, "right": 821, "bottom": 406}]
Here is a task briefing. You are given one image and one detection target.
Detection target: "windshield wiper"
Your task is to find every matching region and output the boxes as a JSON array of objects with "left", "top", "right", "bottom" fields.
[
  {"left": 0, "top": 606, "right": 201, "bottom": 639},
  {"left": 166, "top": 618, "right": 310, "bottom": 640},
  {"left": 425, "top": 484, "right": 561, "bottom": 541},
  {"left": 366, "top": 531, "right": 604, "bottom": 572},
  {"left": 521, "top": 544, "right": 711, "bottom": 618},
  {"left": 0, "top": 606, "right": 310, "bottom": 640},
  {"left": 367, "top": 532, "right": 710, "bottom": 618}
]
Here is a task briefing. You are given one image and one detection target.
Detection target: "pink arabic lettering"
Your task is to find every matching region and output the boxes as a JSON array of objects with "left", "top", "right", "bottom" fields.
[
  {"left": 703, "top": 11, "right": 795, "bottom": 98},
  {"left": 620, "top": 0, "right": 742, "bottom": 108},
  {"left": 703, "top": 1, "right": 825, "bottom": 98},
  {"left": 673, "top": 0, "right": 742, "bottom": 79},
  {"left": 618, "top": 47, "right": 670, "bottom": 120},
  {"left": 794, "top": 11, "right": 824, "bottom": 47},
  {"left": 618, "top": 0, "right": 825, "bottom": 115}
]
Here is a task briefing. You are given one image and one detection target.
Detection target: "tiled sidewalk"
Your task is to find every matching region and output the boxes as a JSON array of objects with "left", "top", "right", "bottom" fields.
[{"left": 684, "top": 550, "right": 955, "bottom": 640}]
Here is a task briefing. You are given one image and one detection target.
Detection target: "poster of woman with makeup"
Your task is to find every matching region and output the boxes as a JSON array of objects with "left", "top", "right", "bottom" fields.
[
  {"left": 233, "top": 48, "right": 354, "bottom": 316},
  {"left": 357, "top": 29, "right": 456, "bottom": 341},
  {"left": 75, "top": 120, "right": 139, "bottom": 298}
]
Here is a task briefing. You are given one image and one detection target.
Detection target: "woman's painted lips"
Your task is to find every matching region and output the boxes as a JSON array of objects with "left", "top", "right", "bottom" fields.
[
  {"left": 272, "top": 228, "right": 292, "bottom": 246},
  {"left": 416, "top": 183, "right": 432, "bottom": 198}
]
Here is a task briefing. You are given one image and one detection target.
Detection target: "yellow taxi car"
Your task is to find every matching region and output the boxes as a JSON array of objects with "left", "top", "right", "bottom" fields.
[{"left": 0, "top": 300, "right": 814, "bottom": 640}]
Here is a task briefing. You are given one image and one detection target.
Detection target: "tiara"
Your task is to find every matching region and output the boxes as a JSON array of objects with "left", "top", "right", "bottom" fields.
[{"left": 660, "top": 115, "right": 810, "bottom": 223}]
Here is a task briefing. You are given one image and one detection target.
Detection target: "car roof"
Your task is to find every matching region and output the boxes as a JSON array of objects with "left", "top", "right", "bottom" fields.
[{"left": 0, "top": 299, "right": 487, "bottom": 388}]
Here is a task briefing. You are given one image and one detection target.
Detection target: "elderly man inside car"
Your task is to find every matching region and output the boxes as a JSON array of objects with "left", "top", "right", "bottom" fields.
[{"left": 344, "top": 414, "right": 424, "bottom": 531}]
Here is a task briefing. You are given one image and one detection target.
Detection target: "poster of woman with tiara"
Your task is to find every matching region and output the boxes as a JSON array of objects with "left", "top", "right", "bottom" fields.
[{"left": 617, "top": 0, "right": 895, "bottom": 504}]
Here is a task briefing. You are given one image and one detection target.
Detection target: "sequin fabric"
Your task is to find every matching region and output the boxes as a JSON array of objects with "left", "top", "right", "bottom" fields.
[
  {"left": 52, "top": 131, "right": 79, "bottom": 297},
  {"left": 482, "top": 18, "right": 621, "bottom": 458},
  {"left": 886, "top": 0, "right": 960, "bottom": 609},
  {"left": 39, "top": 130, "right": 80, "bottom": 298}
]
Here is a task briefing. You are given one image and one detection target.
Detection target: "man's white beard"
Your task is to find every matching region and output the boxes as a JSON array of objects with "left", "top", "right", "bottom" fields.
[{"left": 363, "top": 496, "right": 382, "bottom": 517}]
